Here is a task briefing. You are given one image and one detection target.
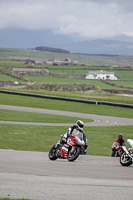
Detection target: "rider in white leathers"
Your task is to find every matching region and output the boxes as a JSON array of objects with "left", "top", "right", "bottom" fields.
[{"left": 55, "top": 120, "right": 88, "bottom": 154}]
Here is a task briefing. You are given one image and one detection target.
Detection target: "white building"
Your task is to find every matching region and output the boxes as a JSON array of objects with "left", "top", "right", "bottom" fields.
[{"left": 85, "top": 70, "right": 118, "bottom": 80}]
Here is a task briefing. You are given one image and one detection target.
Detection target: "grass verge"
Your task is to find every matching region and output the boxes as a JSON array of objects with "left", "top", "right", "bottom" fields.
[
  {"left": 0, "top": 109, "right": 92, "bottom": 123},
  {"left": 0, "top": 93, "right": 133, "bottom": 118},
  {"left": 0, "top": 124, "right": 132, "bottom": 156},
  {"left": 0, "top": 87, "right": 133, "bottom": 105}
]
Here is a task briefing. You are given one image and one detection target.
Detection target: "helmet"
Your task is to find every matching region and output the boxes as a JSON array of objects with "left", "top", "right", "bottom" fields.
[
  {"left": 118, "top": 134, "right": 123, "bottom": 140},
  {"left": 76, "top": 120, "right": 84, "bottom": 129}
]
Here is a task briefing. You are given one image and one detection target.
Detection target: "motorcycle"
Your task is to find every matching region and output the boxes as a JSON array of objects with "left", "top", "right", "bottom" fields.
[
  {"left": 48, "top": 131, "right": 86, "bottom": 162},
  {"left": 111, "top": 142, "right": 124, "bottom": 157},
  {"left": 120, "top": 139, "right": 133, "bottom": 166}
]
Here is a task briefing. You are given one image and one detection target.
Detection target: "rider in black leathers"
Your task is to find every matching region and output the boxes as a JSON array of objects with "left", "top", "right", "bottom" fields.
[{"left": 55, "top": 120, "right": 88, "bottom": 154}]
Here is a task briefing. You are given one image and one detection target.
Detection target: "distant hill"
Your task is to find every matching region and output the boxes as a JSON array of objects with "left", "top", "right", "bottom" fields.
[
  {"left": 0, "top": 28, "right": 133, "bottom": 56},
  {"left": 63, "top": 39, "right": 133, "bottom": 55},
  {"left": 34, "top": 46, "right": 70, "bottom": 53}
]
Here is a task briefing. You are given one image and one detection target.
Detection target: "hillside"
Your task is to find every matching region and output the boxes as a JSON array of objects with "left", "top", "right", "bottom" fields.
[{"left": 0, "top": 48, "right": 133, "bottom": 67}]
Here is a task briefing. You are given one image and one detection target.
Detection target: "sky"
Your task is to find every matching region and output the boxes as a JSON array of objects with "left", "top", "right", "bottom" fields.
[{"left": 0, "top": 0, "right": 133, "bottom": 40}]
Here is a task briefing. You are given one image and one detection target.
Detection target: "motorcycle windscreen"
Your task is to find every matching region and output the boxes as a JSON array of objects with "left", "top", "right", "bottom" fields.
[
  {"left": 127, "top": 139, "right": 133, "bottom": 147},
  {"left": 72, "top": 130, "right": 83, "bottom": 141}
]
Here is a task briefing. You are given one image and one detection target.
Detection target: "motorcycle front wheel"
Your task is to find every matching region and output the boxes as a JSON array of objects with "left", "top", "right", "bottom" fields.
[
  {"left": 68, "top": 146, "right": 81, "bottom": 162},
  {"left": 48, "top": 145, "right": 58, "bottom": 160},
  {"left": 111, "top": 150, "right": 117, "bottom": 157},
  {"left": 120, "top": 152, "right": 132, "bottom": 166}
]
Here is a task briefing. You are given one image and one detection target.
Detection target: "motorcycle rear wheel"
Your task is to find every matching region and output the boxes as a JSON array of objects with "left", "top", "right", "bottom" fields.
[
  {"left": 68, "top": 146, "right": 81, "bottom": 162},
  {"left": 48, "top": 146, "right": 58, "bottom": 160},
  {"left": 120, "top": 152, "right": 132, "bottom": 166}
]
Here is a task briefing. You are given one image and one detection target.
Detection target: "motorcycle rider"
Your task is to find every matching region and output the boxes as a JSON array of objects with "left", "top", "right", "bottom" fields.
[
  {"left": 55, "top": 120, "right": 88, "bottom": 154},
  {"left": 116, "top": 134, "right": 125, "bottom": 146},
  {"left": 111, "top": 134, "right": 125, "bottom": 157}
]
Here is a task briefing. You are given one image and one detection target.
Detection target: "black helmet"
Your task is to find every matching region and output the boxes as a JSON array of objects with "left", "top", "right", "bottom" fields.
[
  {"left": 118, "top": 134, "right": 123, "bottom": 140},
  {"left": 76, "top": 120, "right": 84, "bottom": 129}
]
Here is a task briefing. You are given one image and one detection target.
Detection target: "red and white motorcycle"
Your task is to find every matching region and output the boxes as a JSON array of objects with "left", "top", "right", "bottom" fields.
[
  {"left": 48, "top": 131, "right": 86, "bottom": 162},
  {"left": 111, "top": 142, "right": 124, "bottom": 157},
  {"left": 120, "top": 139, "right": 133, "bottom": 166}
]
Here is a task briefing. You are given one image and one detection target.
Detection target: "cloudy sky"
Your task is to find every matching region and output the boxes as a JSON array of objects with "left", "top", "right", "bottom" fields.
[{"left": 0, "top": 0, "right": 133, "bottom": 40}]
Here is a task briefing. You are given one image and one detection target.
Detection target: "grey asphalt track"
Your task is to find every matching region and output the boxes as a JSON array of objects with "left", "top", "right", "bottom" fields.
[
  {"left": 0, "top": 104, "right": 133, "bottom": 200},
  {"left": 0, "top": 104, "right": 133, "bottom": 126},
  {"left": 0, "top": 150, "right": 133, "bottom": 200}
]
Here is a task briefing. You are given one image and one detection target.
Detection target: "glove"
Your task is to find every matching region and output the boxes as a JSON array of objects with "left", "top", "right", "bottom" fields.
[{"left": 61, "top": 136, "right": 66, "bottom": 143}]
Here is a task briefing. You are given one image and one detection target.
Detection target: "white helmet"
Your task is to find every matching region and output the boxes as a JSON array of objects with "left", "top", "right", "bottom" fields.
[{"left": 76, "top": 120, "right": 84, "bottom": 130}]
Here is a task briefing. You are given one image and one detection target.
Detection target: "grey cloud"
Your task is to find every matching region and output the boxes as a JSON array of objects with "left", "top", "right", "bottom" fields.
[{"left": 0, "top": 0, "right": 133, "bottom": 39}]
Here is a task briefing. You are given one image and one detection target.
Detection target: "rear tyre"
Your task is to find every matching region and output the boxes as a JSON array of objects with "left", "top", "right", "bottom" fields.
[
  {"left": 120, "top": 152, "right": 132, "bottom": 166},
  {"left": 48, "top": 146, "right": 58, "bottom": 160},
  {"left": 68, "top": 146, "right": 81, "bottom": 162}
]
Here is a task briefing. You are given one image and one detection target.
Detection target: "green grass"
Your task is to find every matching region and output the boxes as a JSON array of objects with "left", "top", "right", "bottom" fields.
[
  {"left": 0, "top": 93, "right": 133, "bottom": 118},
  {"left": 0, "top": 124, "right": 132, "bottom": 156},
  {"left": 23, "top": 74, "right": 133, "bottom": 91},
  {"left": 1, "top": 87, "right": 133, "bottom": 104},
  {"left": 1, "top": 48, "right": 133, "bottom": 66},
  {"left": 49, "top": 69, "right": 133, "bottom": 80},
  {"left": 0, "top": 50, "right": 133, "bottom": 157},
  {"left": 0, "top": 54, "right": 133, "bottom": 92},
  {"left": 115, "top": 70, "right": 133, "bottom": 80},
  {"left": 49, "top": 69, "right": 89, "bottom": 74},
  {"left": 0, "top": 74, "right": 20, "bottom": 81},
  {"left": 0, "top": 92, "right": 133, "bottom": 157},
  {"left": 23, "top": 75, "right": 132, "bottom": 90},
  {"left": 108, "top": 80, "right": 133, "bottom": 88},
  {"left": 0, "top": 109, "right": 93, "bottom": 123}
]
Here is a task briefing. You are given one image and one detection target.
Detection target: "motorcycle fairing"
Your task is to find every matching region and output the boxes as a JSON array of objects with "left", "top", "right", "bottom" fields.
[{"left": 57, "top": 146, "right": 68, "bottom": 158}]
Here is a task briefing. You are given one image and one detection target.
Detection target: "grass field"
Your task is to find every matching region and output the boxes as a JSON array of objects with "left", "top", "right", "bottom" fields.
[
  {"left": 1, "top": 72, "right": 133, "bottom": 92},
  {"left": 0, "top": 93, "right": 133, "bottom": 156},
  {"left": 48, "top": 69, "right": 133, "bottom": 80},
  {"left": 0, "top": 124, "right": 132, "bottom": 156},
  {"left": 25, "top": 76, "right": 121, "bottom": 90},
  {"left": 0, "top": 93, "right": 133, "bottom": 118},
  {"left": 0, "top": 49, "right": 133, "bottom": 157},
  {"left": 1, "top": 87, "right": 133, "bottom": 105},
  {"left": 23, "top": 75, "right": 133, "bottom": 90},
  {"left": 0, "top": 50, "right": 133, "bottom": 94},
  {"left": 108, "top": 80, "right": 133, "bottom": 88},
  {"left": 0, "top": 74, "right": 19, "bottom": 81},
  {"left": 1, "top": 65, "right": 133, "bottom": 93},
  {"left": 0, "top": 109, "right": 93, "bottom": 123},
  {"left": 1, "top": 48, "right": 133, "bottom": 66}
]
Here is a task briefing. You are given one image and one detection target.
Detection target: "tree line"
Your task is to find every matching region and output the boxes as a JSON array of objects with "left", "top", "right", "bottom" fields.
[{"left": 34, "top": 46, "right": 70, "bottom": 54}]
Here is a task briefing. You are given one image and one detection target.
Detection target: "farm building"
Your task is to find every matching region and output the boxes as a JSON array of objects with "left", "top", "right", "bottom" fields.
[
  {"left": 52, "top": 58, "right": 78, "bottom": 65},
  {"left": 85, "top": 70, "right": 118, "bottom": 80},
  {"left": 12, "top": 68, "right": 49, "bottom": 76}
]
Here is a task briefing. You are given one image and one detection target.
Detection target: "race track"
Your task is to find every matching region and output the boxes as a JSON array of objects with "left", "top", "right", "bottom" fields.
[
  {"left": 0, "top": 104, "right": 133, "bottom": 200},
  {"left": 0, "top": 105, "right": 133, "bottom": 126},
  {"left": 0, "top": 150, "right": 133, "bottom": 200}
]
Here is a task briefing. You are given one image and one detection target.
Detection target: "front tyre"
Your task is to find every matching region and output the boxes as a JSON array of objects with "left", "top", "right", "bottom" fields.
[
  {"left": 111, "top": 150, "right": 117, "bottom": 157},
  {"left": 120, "top": 152, "right": 132, "bottom": 166},
  {"left": 68, "top": 146, "right": 81, "bottom": 162},
  {"left": 48, "top": 146, "right": 58, "bottom": 160}
]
